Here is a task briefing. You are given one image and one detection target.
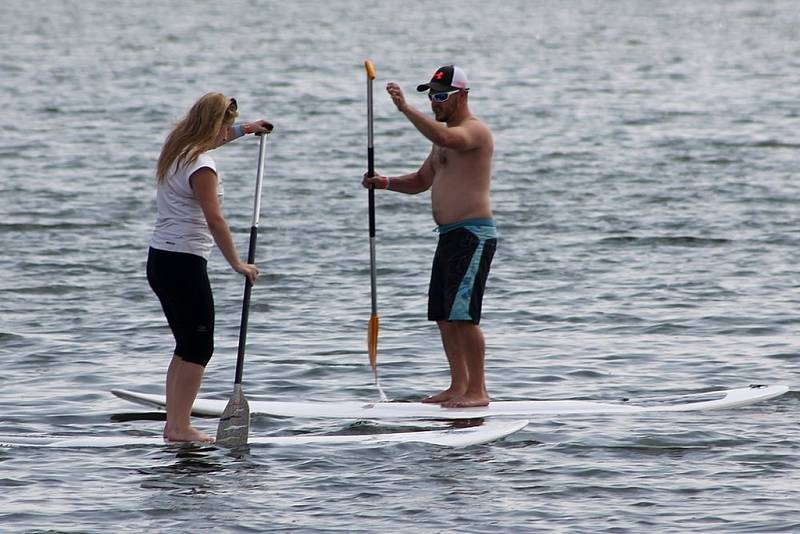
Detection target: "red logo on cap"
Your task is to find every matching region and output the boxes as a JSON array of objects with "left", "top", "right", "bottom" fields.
[{"left": 434, "top": 71, "right": 444, "bottom": 79}]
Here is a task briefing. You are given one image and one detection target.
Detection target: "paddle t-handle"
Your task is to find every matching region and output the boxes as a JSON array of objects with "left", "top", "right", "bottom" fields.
[
  {"left": 365, "top": 60, "right": 376, "bottom": 82},
  {"left": 255, "top": 123, "right": 275, "bottom": 135}
]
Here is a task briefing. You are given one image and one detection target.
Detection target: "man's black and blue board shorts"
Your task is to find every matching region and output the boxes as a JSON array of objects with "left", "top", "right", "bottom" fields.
[{"left": 428, "top": 218, "right": 497, "bottom": 325}]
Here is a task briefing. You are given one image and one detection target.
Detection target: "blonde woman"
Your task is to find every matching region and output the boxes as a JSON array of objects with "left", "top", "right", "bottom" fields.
[{"left": 147, "top": 93, "right": 272, "bottom": 442}]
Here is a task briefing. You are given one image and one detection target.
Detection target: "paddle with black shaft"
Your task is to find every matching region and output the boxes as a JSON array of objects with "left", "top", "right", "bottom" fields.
[
  {"left": 364, "top": 59, "right": 388, "bottom": 401},
  {"left": 216, "top": 131, "right": 269, "bottom": 448}
]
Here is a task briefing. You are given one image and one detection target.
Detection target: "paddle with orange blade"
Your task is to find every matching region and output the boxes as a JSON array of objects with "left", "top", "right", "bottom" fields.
[{"left": 364, "top": 59, "right": 387, "bottom": 401}]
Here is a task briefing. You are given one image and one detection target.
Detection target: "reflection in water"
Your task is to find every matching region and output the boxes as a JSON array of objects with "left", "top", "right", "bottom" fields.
[
  {"left": 139, "top": 445, "right": 254, "bottom": 494},
  {"left": 110, "top": 412, "right": 167, "bottom": 423}
]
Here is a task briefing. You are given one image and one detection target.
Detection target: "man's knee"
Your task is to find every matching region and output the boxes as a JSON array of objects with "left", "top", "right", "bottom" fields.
[{"left": 438, "top": 320, "right": 481, "bottom": 333}]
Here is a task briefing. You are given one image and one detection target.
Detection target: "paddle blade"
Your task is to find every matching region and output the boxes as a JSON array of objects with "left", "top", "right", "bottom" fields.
[
  {"left": 368, "top": 314, "right": 379, "bottom": 375},
  {"left": 215, "top": 384, "right": 250, "bottom": 448},
  {"left": 364, "top": 59, "right": 376, "bottom": 80}
]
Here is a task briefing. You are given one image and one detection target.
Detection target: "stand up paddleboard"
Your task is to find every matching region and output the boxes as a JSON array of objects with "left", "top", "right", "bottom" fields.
[
  {"left": 0, "top": 420, "right": 527, "bottom": 449},
  {"left": 112, "top": 384, "right": 789, "bottom": 420}
]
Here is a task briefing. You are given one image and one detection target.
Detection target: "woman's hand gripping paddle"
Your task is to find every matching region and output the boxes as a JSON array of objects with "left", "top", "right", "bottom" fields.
[
  {"left": 216, "top": 132, "right": 269, "bottom": 448},
  {"left": 365, "top": 59, "right": 388, "bottom": 402}
]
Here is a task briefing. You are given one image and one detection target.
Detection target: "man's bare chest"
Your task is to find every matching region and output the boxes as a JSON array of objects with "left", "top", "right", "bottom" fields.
[{"left": 434, "top": 145, "right": 448, "bottom": 166}]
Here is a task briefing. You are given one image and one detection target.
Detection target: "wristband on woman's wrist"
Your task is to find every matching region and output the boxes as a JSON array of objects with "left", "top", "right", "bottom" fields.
[{"left": 385, "top": 176, "right": 391, "bottom": 190}]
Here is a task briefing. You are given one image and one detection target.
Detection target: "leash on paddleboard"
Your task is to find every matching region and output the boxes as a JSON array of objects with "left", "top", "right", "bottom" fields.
[
  {"left": 365, "top": 59, "right": 388, "bottom": 402},
  {"left": 216, "top": 131, "right": 270, "bottom": 447}
]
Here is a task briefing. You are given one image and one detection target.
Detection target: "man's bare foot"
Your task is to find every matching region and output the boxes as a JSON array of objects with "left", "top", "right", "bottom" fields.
[
  {"left": 440, "top": 394, "right": 490, "bottom": 408},
  {"left": 164, "top": 425, "right": 214, "bottom": 443},
  {"left": 421, "top": 388, "right": 465, "bottom": 404}
]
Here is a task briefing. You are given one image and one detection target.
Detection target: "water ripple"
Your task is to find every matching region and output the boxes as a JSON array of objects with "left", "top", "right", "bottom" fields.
[{"left": 0, "top": 0, "right": 798, "bottom": 532}]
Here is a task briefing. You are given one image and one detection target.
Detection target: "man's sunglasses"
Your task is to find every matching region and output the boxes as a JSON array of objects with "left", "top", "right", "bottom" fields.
[{"left": 428, "top": 89, "right": 461, "bottom": 103}]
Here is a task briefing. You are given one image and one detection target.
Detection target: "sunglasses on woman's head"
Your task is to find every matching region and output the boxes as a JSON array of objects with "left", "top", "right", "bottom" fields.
[
  {"left": 428, "top": 89, "right": 461, "bottom": 103},
  {"left": 228, "top": 97, "right": 238, "bottom": 111}
]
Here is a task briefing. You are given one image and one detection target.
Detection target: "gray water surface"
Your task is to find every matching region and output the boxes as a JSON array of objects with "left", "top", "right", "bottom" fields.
[{"left": 1, "top": 1, "right": 798, "bottom": 532}]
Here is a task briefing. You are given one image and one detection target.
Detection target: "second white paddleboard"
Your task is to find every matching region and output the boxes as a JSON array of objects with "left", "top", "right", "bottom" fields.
[{"left": 0, "top": 419, "right": 528, "bottom": 449}]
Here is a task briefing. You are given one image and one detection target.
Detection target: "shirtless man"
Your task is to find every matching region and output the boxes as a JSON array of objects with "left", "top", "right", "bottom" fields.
[{"left": 362, "top": 65, "right": 496, "bottom": 408}]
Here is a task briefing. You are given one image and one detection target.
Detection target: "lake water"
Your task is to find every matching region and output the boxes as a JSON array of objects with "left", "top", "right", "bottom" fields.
[{"left": 1, "top": 1, "right": 799, "bottom": 532}]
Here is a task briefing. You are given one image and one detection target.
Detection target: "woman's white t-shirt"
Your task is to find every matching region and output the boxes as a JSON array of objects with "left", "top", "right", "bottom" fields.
[{"left": 149, "top": 153, "right": 223, "bottom": 259}]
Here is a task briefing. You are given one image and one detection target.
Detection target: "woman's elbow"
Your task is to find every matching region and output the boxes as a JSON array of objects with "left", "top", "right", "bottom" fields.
[{"left": 205, "top": 214, "right": 228, "bottom": 232}]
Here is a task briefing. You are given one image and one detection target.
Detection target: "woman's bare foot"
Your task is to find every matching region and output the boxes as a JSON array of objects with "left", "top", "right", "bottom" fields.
[
  {"left": 421, "top": 387, "right": 465, "bottom": 404},
  {"left": 164, "top": 425, "right": 214, "bottom": 443},
  {"left": 440, "top": 394, "right": 490, "bottom": 408}
]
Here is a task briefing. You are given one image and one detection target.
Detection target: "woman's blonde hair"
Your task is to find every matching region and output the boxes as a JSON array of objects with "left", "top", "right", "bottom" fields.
[{"left": 156, "top": 92, "right": 239, "bottom": 182}]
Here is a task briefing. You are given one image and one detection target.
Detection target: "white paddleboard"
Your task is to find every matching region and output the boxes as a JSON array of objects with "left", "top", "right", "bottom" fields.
[
  {"left": 0, "top": 419, "right": 528, "bottom": 449},
  {"left": 112, "top": 384, "right": 789, "bottom": 420}
]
